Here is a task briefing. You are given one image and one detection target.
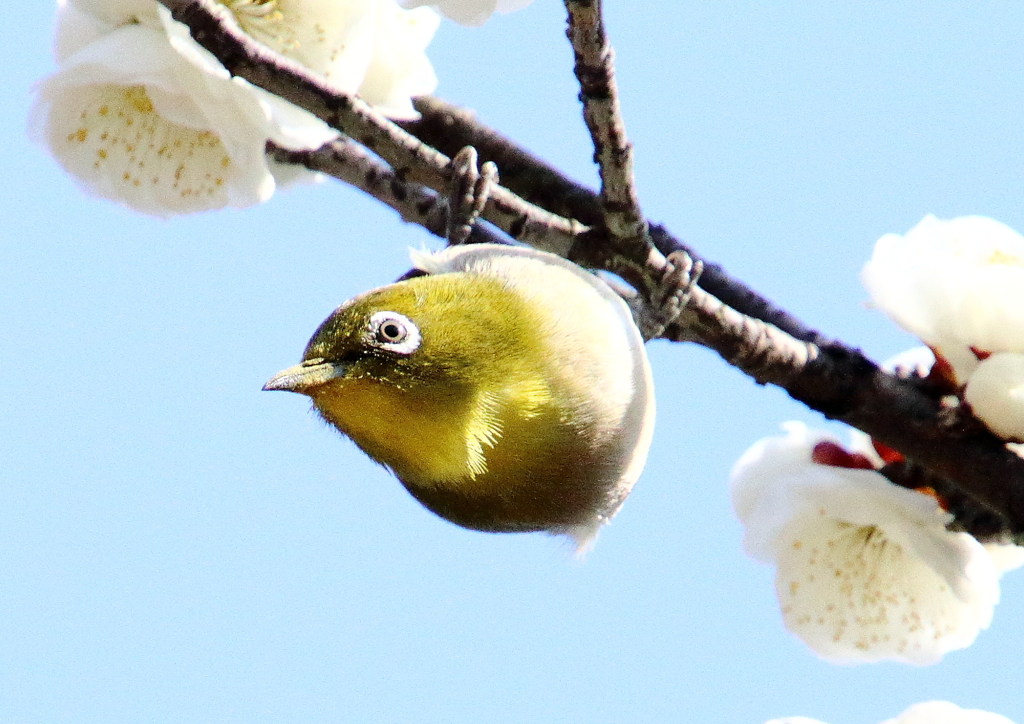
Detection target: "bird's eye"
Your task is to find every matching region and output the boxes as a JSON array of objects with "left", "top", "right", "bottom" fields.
[
  {"left": 366, "top": 311, "right": 421, "bottom": 356},
  {"left": 377, "top": 320, "right": 407, "bottom": 343}
]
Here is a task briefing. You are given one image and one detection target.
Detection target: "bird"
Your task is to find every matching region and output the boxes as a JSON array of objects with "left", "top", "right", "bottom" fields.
[{"left": 263, "top": 243, "right": 655, "bottom": 548}]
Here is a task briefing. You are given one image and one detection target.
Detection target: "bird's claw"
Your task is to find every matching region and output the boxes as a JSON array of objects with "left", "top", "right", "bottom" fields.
[
  {"left": 639, "top": 250, "right": 703, "bottom": 341},
  {"left": 446, "top": 146, "right": 498, "bottom": 246}
]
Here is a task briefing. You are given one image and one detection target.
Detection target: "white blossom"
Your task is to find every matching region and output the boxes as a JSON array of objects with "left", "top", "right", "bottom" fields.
[
  {"left": 764, "top": 701, "right": 1016, "bottom": 724},
  {"left": 399, "top": 0, "right": 532, "bottom": 27},
  {"left": 861, "top": 215, "right": 1024, "bottom": 383},
  {"left": 985, "top": 539, "right": 1024, "bottom": 574},
  {"left": 31, "top": 0, "right": 438, "bottom": 215},
  {"left": 964, "top": 352, "right": 1024, "bottom": 442},
  {"left": 881, "top": 701, "right": 1017, "bottom": 724},
  {"left": 731, "top": 422, "right": 1001, "bottom": 665},
  {"left": 221, "top": 0, "right": 439, "bottom": 118}
]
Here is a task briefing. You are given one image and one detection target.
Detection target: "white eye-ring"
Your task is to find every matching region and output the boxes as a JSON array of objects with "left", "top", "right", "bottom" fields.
[{"left": 366, "top": 311, "right": 421, "bottom": 356}]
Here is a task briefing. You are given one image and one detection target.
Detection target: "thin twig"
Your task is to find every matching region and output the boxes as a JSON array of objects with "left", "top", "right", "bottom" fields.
[
  {"left": 561, "top": 0, "right": 688, "bottom": 338},
  {"left": 560, "top": 0, "right": 695, "bottom": 341},
  {"left": 563, "top": 0, "right": 649, "bottom": 247},
  {"left": 266, "top": 140, "right": 506, "bottom": 246}
]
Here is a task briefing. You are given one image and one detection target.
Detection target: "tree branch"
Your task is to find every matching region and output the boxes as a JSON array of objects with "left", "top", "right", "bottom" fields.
[
  {"left": 267, "top": 139, "right": 506, "bottom": 246},
  {"left": 563, "top": 0, "right": 649, "bottom": 247}
]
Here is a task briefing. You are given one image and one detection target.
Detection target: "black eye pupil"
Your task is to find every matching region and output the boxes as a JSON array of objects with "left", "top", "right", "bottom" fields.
[{"left": 380, "top": 322, "right": 404, "bottom": 342}]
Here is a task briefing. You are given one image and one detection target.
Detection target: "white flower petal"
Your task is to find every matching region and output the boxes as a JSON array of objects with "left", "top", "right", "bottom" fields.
[
  {"left": 495, "top": 0, "right": 533, "bottom": 13},
  {"left": 731, "top": 423, "right": 1000, "bottom": 664},
  {"left": 34, "top": 81, "right": 242, "bottom": 215},
  {"left": 400, "top": 0, "right": 529, "bottom": 26},
  {"left": 731, "top": 422, "right": 837, "bottom": 563},
  {"left": 227, "top": 0, "right": 377, "bottom": 88},
  {"left": 53, "top": 0, "right": 162, "bottom": 61},
  {"left": 883, "top": 701, "right": 1017, "bottom": 724},
  {"left": 964, "top": 352, "right": 1024, "bottom": 442},
  {"left": 221, "top": 0, "right": 438, "bottom": 118},
  {"left": 765, "top": 702, "right": 1016, "bottom": 724},
  {"left": 32, "top": 2, "right": 346, "bottom": 215},
  {"left": 32, "top": 24, "right": 276, "bottom": 215},
  {"left": 862, "top": 215, "right": 1024, "bottom": 382},
  {"left": 35, "top": 0, "right": 437, "bottom": 215},
  {"left": 399, "top": 0, "right": 494, "bottom": 26},
  {"left": 357, "top": 4, "right": 440, "bottom": 119},
  {"left": 773, "top": 502, "right": 994, "bottom": 665},
  {"left": 155, "top": 5, "right": 336, "bottom": 148},
  {"left": 984, "top": 541, "right": 1024, "bottom": 575}
]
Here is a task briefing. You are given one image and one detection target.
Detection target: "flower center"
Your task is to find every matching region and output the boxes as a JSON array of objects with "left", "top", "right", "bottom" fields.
[
  {"left": 51, "top": 84, "right": 232, "bottom": 214},
  {"left": 122, "top": 86, "right": 154, "bottom": 114},
  {"left": 220, "top": 0, "right": 297, "bottom": 53},
  {"left": 985, "top": 249, "right": 1024, "bottom": 268}
]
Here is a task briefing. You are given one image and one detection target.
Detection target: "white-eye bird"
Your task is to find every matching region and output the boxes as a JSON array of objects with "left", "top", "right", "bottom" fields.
[{"left": 264, "top": 244, "right": 655, "bottom": 547}]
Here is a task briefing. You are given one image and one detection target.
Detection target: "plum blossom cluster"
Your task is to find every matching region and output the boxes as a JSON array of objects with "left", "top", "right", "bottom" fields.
[
  {"left": 31, "top": 0, "right": 440, "bottom": 215},
  {"left": 766, "top": 700, "right": 1017, "bottom": 724},
  {"left": 730, "top": 421, "right": 1023, "bottom": 665},
  {"left": 863, "top": 215, "right": 1024, "bottom": 442},
  {"left": 730, "top": 215, "right": 1024, "bottom": 666}
]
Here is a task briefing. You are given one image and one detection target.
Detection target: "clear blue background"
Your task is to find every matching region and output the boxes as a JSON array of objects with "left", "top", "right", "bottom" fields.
[{"left": 4, "top": 2, "right": 1024, "bottom": 722}]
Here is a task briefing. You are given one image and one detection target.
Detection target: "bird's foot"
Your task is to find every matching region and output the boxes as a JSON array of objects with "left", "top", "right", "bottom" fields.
[
  {"left": 445, "top": 146, "right": 499, "bottom": 246},
  {"left": 639, "top": 250, "right": 703, "bottom": 341}
]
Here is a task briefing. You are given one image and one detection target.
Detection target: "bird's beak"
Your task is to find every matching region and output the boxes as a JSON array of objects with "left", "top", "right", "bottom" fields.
[{"left": 262, "top": 359, "right": 346, "bottom": 394}]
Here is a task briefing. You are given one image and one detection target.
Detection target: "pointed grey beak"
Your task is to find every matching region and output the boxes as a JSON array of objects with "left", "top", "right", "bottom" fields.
[{"left": 262, "top": 360, "right": 346, "bottom": 394}]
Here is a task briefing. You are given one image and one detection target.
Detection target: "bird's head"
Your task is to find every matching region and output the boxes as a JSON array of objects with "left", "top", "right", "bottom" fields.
[{"left": 263, "top": 271, "right": 544, "bottom": 401}]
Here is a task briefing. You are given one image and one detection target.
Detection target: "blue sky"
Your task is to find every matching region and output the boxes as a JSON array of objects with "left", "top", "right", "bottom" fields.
[{"left": 4, "top": 2, "right": 1024, "bottom": 722}]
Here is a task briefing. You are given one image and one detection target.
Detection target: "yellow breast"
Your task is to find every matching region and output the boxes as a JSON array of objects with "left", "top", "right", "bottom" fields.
[{"left": 309, "top": 371, "right": 559, "bottom": 493}]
